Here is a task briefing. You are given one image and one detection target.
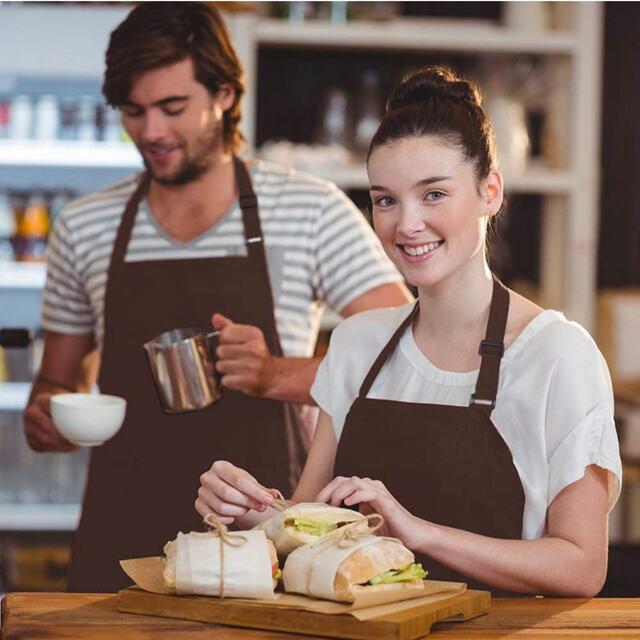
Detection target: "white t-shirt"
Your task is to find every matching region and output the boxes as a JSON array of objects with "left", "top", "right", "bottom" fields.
[
  {"left": 311, "top": 303, "right": 622, "bottom": 540},
  {"left": 42, "top": 160, "right": 402, "bottom": 356}
]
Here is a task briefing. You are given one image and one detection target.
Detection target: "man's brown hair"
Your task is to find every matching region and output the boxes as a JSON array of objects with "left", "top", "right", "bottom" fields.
[{"left": 103, "top": 2, "right": 245, "bottom": 152}]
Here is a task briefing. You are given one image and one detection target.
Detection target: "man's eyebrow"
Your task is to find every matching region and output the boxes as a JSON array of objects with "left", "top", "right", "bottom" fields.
[
  {"left": 121, "top": 95, "right": 190, "bottom": 109},
  {"left": 369, "top": 176, "right": 451, "bottom": 191}
]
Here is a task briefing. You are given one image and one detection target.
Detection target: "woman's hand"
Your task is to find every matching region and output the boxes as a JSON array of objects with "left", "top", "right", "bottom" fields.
[
  {"left": 316, "top": 476, "right": 425, "bottom": 549},
  {"left": 195, "top": 460, "right": 277, "bottom": 525}
]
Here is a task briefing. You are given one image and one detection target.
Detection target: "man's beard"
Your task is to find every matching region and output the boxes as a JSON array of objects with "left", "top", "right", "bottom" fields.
[{"left": 142, "top": 120, "right": 223, "bottom": 186}]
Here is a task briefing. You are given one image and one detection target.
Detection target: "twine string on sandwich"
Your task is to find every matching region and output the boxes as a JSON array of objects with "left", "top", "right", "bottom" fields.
[
  {"left": 336, "top": 513, "right": 388, "bottom": 548},
  {"left": 303, "top": 513, "right": 399, "bottom": 596},
  {"left": 269, "top": 488, "right": 288, "bottom": 512},
  {"left": 203, "top": 513, "right": 247, "bottom": 598}
]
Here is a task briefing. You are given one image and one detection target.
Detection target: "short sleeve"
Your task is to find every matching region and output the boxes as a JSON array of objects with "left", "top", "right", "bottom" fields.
[
  {"left": 545, "top": 334, "right": 622, "bottom": 511},
  {"left": 311, "top": 185, "right": 402, "bottom": 312},
  {"left": 41, "top": 213, "right": 95, "bottom": 335}
]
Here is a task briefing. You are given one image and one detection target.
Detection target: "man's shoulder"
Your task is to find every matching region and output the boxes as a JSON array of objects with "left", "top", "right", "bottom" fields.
[
  {"left": 331, "top": 303, "right": 415, "bottom": 353},
  {"left": 59, "top": 173, "right": 142, "bottom": 228},
  {"left": 252, "top": 159, "right": 342, "bottom": 200}
]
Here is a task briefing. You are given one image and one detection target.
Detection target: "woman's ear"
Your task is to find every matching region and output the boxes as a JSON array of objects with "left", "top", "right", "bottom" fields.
[{"left": 481, "top": 169, "right": 504, "bottom": 218}]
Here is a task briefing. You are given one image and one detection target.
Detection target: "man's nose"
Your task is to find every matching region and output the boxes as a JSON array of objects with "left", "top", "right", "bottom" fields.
[{"left": 140, "top": 111, "right": 168, "bottom": 142}]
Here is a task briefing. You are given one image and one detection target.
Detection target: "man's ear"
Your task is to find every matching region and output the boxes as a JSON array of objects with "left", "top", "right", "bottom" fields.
[
  {"left": 481, "top": 169, "right": 504, "bottom": 219},
  {"left": 215, "top": 84, "right": 236, "bottom": 112}
]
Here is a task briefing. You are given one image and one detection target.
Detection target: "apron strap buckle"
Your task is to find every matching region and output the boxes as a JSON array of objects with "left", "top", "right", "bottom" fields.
[
  {"left": 239, "top": 194, "right": 258, "bottom": 209},
  {"left": 469, "top": 393, "right": 496, "bottom": 409},
  {"left": 478, "top": 339, "right": 504, "bottom": 358},
  {"left": 247, "top": 236, "right": 263, "bottom": 244}
]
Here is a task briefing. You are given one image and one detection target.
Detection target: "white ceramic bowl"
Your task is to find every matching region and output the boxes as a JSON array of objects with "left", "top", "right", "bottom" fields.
[{"left": 51, "top": 393, "right": 127, "bottom": 446}]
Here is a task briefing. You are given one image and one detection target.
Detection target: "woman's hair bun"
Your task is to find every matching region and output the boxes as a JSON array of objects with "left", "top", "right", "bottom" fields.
[{"left": 387, "top": 66, "right": 481, "bottom": 113}]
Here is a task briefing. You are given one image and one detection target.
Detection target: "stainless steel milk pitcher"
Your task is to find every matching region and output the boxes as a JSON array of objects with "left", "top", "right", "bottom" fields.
[{"left": 143, "top": 328, "right": 222, "bottom": 413}]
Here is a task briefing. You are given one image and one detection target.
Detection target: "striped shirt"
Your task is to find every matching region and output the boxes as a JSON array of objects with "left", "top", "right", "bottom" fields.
[{"left": 42, "top": 160, "right": 403, "bottom": 357}]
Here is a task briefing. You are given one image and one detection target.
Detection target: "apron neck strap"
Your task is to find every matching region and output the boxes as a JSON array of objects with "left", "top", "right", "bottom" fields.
[
  {"left": 469, "top": 276, "right": 510, "bottom": 416},
  {"left": 234, "top": 157, "right": 266, "bottom": 260},
  {"left": 358, "top": 301, "right": 419, "bottom": 398},
  {"left": 111, "top": 172, "right": 150, "bottom": 267},
  {"left": 358, "top": 276, "right": 510, "bottom": 415},
  {"left": 111, "top": 158, "right": 264, "bottom": 265}
]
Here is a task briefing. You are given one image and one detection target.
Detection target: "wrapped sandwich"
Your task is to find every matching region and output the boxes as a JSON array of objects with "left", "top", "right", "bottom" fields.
[
  {"left": 162, "top": 527, "right": 280, "bottom": 599},
  {"left": 283, "top": 529, "right": 426, "bottom": 603},
  {"left": 257, "top": 502, "right": 366, "bottom": 556}
]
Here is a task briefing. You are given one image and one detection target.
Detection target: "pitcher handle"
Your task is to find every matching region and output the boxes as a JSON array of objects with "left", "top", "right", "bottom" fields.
[{"left": 206, "top": 331, "right": 222, "bottom": 382}]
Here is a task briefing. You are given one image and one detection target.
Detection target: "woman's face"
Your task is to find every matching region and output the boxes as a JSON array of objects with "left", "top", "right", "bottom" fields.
[{"left": 368, "top": 136, "right": 502, "bottom": 291}]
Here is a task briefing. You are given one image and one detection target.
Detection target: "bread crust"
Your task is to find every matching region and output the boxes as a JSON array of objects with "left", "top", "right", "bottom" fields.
[{"left": 333, "top": 539, "right": 415, "bottom": 601}]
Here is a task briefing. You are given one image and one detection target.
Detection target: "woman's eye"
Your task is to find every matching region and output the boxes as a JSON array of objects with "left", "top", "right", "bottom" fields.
[
  {"left": 425, "top": 190, "right": 445, "bottom": 202},
  {"left": 373, "top": 195, "right": 394, "bottom": 207}
]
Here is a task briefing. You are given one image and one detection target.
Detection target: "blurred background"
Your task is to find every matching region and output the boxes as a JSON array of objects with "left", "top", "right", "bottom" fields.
[{"left": 0, "top": 1, "right": 639, "bottom": 596}]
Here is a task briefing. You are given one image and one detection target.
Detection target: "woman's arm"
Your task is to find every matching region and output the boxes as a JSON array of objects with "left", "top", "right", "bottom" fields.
[
  {"left": 319, "top": 464, "right": 610, "bottom": 597},
  {"left": 196, "top": 410, "right": 337, "bottom": 529}
]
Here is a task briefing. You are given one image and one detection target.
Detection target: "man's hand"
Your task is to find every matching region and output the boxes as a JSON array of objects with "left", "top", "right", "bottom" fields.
[
  {"left": 212, "top": 313, "right": 278, "bottom": 397},
  {"left": 24, "top": 391, "right": 78, "bottom": 453}
]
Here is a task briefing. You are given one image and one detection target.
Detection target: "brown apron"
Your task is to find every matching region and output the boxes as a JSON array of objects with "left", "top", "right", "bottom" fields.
[
  {"left": 333, "top": 277, "right": 525, "bottom": 595},
  {"left": 66, "top": 158, "right": 309, "bottom": 592}
]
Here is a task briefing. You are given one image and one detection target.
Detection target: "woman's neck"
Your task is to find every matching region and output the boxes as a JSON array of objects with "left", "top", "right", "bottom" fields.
[{"left": 412, "top": 261, "right": 495, "bottom": 370}]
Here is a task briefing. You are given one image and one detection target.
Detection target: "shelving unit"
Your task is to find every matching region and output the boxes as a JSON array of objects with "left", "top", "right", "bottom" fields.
[{"left": 0, "top": 3, "right": 604, "bottom": 535}]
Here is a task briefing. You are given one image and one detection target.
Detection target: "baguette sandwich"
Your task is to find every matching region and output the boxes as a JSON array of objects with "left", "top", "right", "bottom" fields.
[
  {"left": 283, "top": 532, "right": 427, "bottom": 602},
  {"left": 162, "top": 529, "right": 280, "bottom": 599},
  {"left": 257, "top": 502, "right": 367, "bottom": 556}
]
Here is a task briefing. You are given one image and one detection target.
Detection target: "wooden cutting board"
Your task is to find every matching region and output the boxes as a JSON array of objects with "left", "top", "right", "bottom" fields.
[{"left": 118, "top": 587, "right": 490, "bottom": 640}]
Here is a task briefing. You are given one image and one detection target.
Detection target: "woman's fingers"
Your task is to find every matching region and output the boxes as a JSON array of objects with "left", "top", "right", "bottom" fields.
[
  {"left": 194, "top": 496, "right": 234, "bottom": 525},
  {"left": 318, "top": 476, "right": 383, "bottom": 507},
  {"left": 315, "top": 475, "right": 350, "bottom": 503},
  {"left": 197, "top": 485, "right": 253, "bottom": 517},
  {"left": 212, "top": 460, "right": 275, "bottom": 506},
  {"left": 200, "top": 473, "right": 264, "bottom": 511}
]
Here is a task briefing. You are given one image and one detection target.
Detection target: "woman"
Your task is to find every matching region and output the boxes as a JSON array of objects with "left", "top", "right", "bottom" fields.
[{"left": 196, "top": 66, "right": 621, "bottom": 597}]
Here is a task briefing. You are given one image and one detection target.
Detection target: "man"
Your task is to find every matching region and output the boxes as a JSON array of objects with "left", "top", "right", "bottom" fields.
[{"left": 23, "top": 2, "right": 411, "bottom": 592}]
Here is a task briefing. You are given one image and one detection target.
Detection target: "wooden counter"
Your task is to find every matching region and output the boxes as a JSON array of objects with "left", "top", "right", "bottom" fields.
[{"left": 2, "top": 592, "right": 640, "bottom": 639}]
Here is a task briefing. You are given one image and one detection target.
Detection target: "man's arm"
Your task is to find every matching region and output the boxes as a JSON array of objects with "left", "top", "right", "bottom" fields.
[
  {"left": 24, "top": 331, "right": 98, "bottom": 452},
  {"left": 213, "top": 282, "right": 413, "bottom": 405}
]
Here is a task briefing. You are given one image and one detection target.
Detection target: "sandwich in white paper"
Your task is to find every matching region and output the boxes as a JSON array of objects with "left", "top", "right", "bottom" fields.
[
  {"left": 257, "top": 502, "right": 366, "bottom": 556},
  {"left": 282, "top": 517, "right": 426, "bottom": 603},
  {"left": 162, "top": 517, "right": 280, "bottom": 600}
]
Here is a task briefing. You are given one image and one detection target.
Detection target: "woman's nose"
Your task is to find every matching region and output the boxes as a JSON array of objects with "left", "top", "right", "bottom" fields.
[{"left": 396, "top": 206, "right": 427, "bottom": 236}]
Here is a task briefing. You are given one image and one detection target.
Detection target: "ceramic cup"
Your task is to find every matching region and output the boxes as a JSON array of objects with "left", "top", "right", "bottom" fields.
[{"left": 51, "top": 393, "right": 127, "bottom": 446}]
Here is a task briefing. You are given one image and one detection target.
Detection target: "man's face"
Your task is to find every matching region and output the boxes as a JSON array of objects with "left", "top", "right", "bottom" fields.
[{"left": 120, "top": 58, "right": 234, "bottom": 185}]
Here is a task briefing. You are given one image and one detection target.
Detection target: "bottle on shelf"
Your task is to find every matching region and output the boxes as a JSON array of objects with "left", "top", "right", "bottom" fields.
[
  {"left": 76, "top": 95, "right": 97, "bottom": 142},
  {"left": 316, "top": 87, "right": 351, "bottom": 148},
  {"left": 0, "top": 190, "right": 16, "bottom": 262},
  {"left": 8, "top": 94, "right": 33, "bottom": 140},
  {"left": 0, "top": 96, "right": 9, "bottom": 139},
  {"left": 59, "top": 97, "right": 78, "bottom": 141},
  {"left": 33, "top": 94, "right": 60, "bottom": 141},
  {"left": 14, "top": 193, "right": 49, "bottom": 262},
  {"left": 354, "top": 69, "right": 382, "bottom": 157}
]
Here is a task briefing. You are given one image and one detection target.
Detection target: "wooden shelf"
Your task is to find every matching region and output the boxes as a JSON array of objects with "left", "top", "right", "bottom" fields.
[
  {"left": 0, "top": 140, "right": 141, "bottom": 169},
  {"left": 0, "top": 503, "right": 80, "bottom": 531},
  {"left": 0, "top": 262, "right": 46, "bottom": 290},
  {"left": 256, "top": 18, "right": 577, "bottom": 54},
  {"left": 297, "top": 163, "right": 574, "bottom": 194}
]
